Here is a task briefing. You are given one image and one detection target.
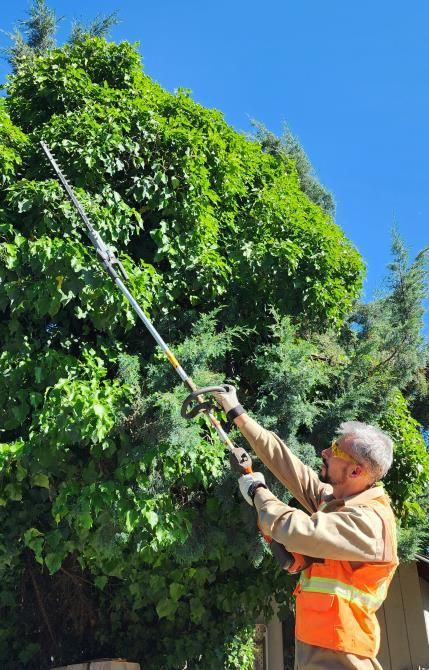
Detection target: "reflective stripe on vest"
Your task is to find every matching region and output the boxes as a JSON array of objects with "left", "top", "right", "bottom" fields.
[{"left": 299, "top": 574, "right": 388, "bottom": 611}]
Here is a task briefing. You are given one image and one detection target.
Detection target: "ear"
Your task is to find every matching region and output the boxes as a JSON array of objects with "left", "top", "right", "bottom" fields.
[{"left": 349, "top": 464, "right": 365, "bottom": 478}]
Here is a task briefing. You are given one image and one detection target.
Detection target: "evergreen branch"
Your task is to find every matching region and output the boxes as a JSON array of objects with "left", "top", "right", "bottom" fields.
[
  {"left": 310, "top": 353, "right": 346, "bottom": 365},
  {"left": 368, "top": 333, "right": 410, "bottom": 377}
]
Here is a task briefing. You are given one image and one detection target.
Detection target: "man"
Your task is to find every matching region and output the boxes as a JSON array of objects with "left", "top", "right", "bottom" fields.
[{"left": 213, "top": 385, "right": 398, "bottom": 670}]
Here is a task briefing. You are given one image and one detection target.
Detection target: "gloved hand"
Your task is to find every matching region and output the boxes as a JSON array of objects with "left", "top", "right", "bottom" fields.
[
  {"left": 238, "top": 472, "right": 266, "bottom": 506},
  {"left": 212, "top": 384, "right": 245, "bottom": 420}
]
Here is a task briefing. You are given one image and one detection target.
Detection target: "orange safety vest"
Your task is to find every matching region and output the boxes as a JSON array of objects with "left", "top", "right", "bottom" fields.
[{"left": 293, "top": 495, "right": 398, "bottom": 657}]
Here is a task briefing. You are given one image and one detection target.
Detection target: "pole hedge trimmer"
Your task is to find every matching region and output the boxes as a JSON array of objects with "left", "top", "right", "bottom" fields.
[{"left": 40, "top": 140, "right": 312, "bottom": 574}]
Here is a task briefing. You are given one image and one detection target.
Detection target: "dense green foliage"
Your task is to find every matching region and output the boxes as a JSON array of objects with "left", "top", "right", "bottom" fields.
[
  {"left": 382, "top": 391, "right": 429, "bottom": 504},
  {"left": 0, "top": 26, "right": 428, "bottom": 670}
]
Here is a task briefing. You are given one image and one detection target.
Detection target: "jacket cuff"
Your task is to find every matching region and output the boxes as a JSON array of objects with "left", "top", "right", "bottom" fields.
[
  {"left": 226, "top": 404, "right": 245, "bottom": 421},
  {"left": 253, "top": 486, "right": 279, "bottom": 511}
]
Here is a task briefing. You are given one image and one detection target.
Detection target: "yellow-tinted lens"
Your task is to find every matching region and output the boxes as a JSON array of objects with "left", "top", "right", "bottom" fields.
[{"left": 330, "top": 440, "right": 358, "bottom": 463}]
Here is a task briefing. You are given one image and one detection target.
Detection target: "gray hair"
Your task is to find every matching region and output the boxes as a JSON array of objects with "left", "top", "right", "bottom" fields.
[{"left": 337, "top": 421, "right": 394, "bottom": 481}]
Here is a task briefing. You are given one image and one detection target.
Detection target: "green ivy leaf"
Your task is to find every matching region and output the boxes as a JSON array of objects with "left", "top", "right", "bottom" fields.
[
  {"left": 17, "top": 198, "right": 32, "bottom": 213},
  {"left": 95, "top": 576, "right": 108, "bottom": 590},
  {"left": 170, "top": 582, "right": 186, "bottom": 602},
  {"left": 79, "top": 510, "right": 93, "bottom": 530},
  {"left": 23, "top": 528, "right": 44, "bottom": 563},
  {"left": 31, "top": 473, "right": 50, "bottom": 489},
  {"left": 144, "top": 510, "right": 159, "bottom": 528},
  {"left": 45, "top": 552, "right": 63, "bottom": 575},
  {"left": 5, "top": 482, "right": 22, "bottom": 501},
  {"left": 156, "top": 597, "right": 178, "bottom": 619},
  {"left": 190, "top": 597, "right": 205, "bottom": 623}
]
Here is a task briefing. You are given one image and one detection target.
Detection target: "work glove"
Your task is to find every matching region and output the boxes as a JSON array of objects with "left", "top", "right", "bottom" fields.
[
  {"left": 238, "top": 472, "right": 267, "bottom": 506},
  {"left": 212, "top": 384, "right": 245, "bottom": 421}
]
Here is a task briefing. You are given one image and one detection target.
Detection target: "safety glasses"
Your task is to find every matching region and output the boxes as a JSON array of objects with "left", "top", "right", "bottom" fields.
[{"left": 330, "top": 439, "right": 359, "bottom": 464}]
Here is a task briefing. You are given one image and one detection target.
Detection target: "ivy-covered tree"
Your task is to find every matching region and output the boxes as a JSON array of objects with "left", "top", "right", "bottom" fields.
[{"left": 0, "top": 11, "right": 428, "bottom": 670}]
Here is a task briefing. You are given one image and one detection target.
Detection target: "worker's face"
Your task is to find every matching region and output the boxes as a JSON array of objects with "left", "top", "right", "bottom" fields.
[{"left": 319, "top": 437, "right": 361, "bottom": 486}]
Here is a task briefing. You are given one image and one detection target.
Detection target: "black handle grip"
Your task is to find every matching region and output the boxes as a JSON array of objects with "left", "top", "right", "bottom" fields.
[
  {"left": 270, "top": 541, "right": 318, "bottom": 573},
  {"left": 270, "top": 540, "right": 294, "bottom": 571}
]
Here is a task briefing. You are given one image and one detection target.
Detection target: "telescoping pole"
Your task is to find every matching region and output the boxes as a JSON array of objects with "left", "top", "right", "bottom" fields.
[
  {"left": 39, "top": 142, "right": 235, "bottom": 451},
  {"left": 40, "top": 140, "right": 304, "bottom": 573}
]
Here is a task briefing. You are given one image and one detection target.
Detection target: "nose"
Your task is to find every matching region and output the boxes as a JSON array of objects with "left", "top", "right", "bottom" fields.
[{"left": 321, "top": 447, "right": 330, "bottom": 459}]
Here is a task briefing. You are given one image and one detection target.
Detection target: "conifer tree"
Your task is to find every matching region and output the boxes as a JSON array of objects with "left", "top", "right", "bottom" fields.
[
  {"left": 251, "top": 120, "right": 335, "bottom": 214},
  {"left": 69, "top": 13, "right": 120, "bottom": 45},
  {"left": 2, "top": 0, "right": 59, "bottom": 70}
]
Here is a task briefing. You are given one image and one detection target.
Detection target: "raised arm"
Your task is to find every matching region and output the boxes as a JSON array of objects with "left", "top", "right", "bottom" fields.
[{"left": 235, "top": 414, "right": 329, "bottom": 513}]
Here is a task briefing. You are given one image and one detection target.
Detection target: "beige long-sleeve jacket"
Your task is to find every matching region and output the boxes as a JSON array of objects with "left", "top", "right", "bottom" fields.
[{"left": 239, "top": 416, "right": 395, "bottom": 563}]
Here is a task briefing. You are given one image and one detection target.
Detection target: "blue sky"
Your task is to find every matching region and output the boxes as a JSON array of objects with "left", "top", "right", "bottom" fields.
[{"left": 1, "top": 1, "right": 428, "bottom": 330}]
